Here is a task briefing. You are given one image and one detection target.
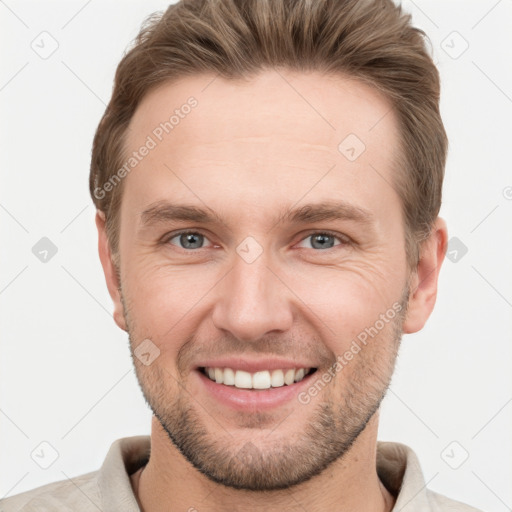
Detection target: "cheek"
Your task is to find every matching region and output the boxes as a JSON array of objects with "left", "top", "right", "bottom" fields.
[
  {"left": 279, "top": 260, "right": 404, "bottom": 346},
  {"left": 123, "top": 261, "right": 219, "bottom": 341}
]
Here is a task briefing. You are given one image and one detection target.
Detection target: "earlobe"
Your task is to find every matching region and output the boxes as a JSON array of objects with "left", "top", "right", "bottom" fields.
[
  {"left": 95, "top": 211, "right": 127, "bottom": 332},
  {"left": 402, "top": 217, "right": 448, "bottom": 334}
]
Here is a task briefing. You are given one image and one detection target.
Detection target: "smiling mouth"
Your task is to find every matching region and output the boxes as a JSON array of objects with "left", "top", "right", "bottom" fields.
[{"left": 199, "top": 367, "right": 317, "bottom": 390}]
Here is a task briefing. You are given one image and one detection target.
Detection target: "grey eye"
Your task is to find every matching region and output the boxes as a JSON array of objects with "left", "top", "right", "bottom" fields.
[
  {"left": 169, "top": 232, "right": 206, "bottom": 249},
  {"left": 310, "top": 234, "right": 335, "bottom": 249},
  {"left": 300, "top": 232, "right": 345, "bottom": 250}
]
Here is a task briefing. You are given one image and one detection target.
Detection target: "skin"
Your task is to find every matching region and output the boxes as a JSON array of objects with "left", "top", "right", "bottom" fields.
[{"left": 96, "top": 69, "right": 447, "bottom": 511}]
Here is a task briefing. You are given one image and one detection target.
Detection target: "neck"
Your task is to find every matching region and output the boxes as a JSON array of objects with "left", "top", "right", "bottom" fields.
[{"left": 131, "top": 414, "right": 395, "bottom": 512}]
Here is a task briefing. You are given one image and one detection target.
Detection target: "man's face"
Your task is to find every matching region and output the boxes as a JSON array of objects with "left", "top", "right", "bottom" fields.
[{"left": 115, "top": 70, "right": 411, "bottom": 490}]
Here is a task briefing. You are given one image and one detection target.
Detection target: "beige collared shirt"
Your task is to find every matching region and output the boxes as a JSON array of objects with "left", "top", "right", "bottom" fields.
[{"left": 1, "top": 436, "right": 482, "bottom": 511}]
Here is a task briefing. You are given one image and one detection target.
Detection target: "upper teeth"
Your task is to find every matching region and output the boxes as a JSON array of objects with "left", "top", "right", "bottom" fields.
[{"left": 204, "top": 367, "right": 312, "bottom": 389}]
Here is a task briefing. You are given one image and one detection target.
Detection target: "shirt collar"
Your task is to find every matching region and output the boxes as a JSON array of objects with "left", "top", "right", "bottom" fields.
[
  {"left": 96, "top": 436, "right": 431, "bottom": 511},
  {"left": 97, "top": 435, "right": 150, "bottom": 511},
  {"left": 377, "top": 441, "right": 432, "bottom": 511}
]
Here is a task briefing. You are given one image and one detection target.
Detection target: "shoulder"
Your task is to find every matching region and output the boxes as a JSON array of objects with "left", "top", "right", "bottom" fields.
[
  {"left": 0, "top": 436, "right": 149, "bottom": 512},
  {"left": 377, "top": 441, "right": 485, "bottom": 512},
  {"left": 0, "top": 470, "right": 100, "bottom": 512},
  {"left": 426, "top": 488, "right": 485, "bottom": 511}
]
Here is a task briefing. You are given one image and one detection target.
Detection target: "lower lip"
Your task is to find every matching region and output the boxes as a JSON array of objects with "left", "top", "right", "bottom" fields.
[{"left": 195, "top": 369, "right": 317, "bottom": 411}]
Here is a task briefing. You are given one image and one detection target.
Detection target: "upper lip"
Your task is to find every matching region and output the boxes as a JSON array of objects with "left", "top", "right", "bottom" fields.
[{"left": 195, "top": 357, "right": 317, "bottom": 373}]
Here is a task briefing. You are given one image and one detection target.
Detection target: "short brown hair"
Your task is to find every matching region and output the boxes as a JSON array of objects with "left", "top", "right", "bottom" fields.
[{"left": 90, "top": 0, "right": 447, "bottom": 269}]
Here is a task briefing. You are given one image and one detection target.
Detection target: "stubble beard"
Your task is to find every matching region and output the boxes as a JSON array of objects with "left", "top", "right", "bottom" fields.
[{"left": 123, "top": 289, "right": 408, "bottom": 491}]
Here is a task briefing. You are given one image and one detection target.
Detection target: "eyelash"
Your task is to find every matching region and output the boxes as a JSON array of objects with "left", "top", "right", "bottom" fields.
[{"left": 162, "top": 229, "right": 351, "bottom": 252}]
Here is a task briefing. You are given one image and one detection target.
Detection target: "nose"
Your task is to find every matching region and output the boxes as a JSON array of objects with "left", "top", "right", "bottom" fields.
[{"left": 211, "top": 250, "right": 294, "bottom": 343}]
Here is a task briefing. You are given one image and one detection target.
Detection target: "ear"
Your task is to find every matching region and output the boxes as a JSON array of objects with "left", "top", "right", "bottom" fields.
[
  {"left": 402, "top": 217, "right": 448, "bottom": 334},
  {"left": 95, "top": 211, "right": 127, "bottom": 331}
]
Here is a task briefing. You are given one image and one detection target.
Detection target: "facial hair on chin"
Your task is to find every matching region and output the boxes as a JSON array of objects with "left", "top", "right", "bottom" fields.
[{"left": 123, "top": 287, "right": 409, "bottom": 491}]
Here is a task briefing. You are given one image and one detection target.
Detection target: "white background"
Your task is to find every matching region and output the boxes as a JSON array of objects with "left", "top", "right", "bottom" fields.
[{"left": 1, "top": 0, "right": 511, "bottom": 510}]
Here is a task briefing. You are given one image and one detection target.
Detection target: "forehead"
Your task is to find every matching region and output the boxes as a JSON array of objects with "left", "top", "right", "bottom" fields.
[
  {"left": 121, "top": 69, "right": 401, "bottom": 219},
  {"left": 126, "top": 69, "right": 397, "bottom": 152}
]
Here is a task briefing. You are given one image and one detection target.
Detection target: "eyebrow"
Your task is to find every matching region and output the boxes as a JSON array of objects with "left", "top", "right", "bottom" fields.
[
  {"left": 140, "top": 201, "right": 227, "bottom": 227},
  {"left": 278, "top": 200, "right": 374, "bottom": 226},
  {"left": 139, "top": 199, "right": 375, "bottom": 230}
]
